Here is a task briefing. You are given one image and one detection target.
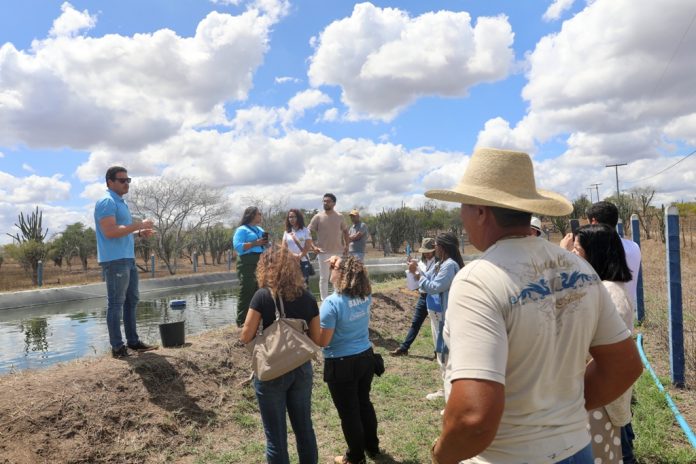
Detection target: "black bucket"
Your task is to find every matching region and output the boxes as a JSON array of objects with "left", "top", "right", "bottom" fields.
[{"left": 159, "top": 320, "right": 185, "bottom": 347}]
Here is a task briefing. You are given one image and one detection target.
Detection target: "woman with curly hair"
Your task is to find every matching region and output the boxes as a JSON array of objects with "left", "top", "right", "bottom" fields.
[
  {"left": 318, "top": 255, "right": 379, "bottom": 464},
  {"left": 282, "top": 208, "right": 314, "bottom": 285},
  {"left": 240, "top": 246, "right": 321, "bottom": 464}
]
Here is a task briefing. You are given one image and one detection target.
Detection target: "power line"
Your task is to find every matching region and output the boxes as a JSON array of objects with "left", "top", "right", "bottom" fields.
[
  {"left": 649, "top": 7, "right": 696, "bottom": 99},
  {"left": 624, "top": 149, "right": 696, "bottom": 184}
]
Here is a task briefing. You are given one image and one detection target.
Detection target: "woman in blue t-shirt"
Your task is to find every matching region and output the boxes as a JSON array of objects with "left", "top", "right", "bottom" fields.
[
  {"left": 232, "top": 206, "right": 269, "bottom": 327},
  {"left": 319, "top": 256, "right": 379, "bottom": 464},
  {"left": 240, "top": 246, "right": 321, "bottom": 464}
]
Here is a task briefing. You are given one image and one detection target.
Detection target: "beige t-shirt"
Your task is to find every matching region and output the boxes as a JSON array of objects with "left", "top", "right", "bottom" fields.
[
  {"left": 308, "top": 210, "right": 348, "bottom": 255},
  {"left": 444, "top": 237, "right": 630, "bottom": 464}
]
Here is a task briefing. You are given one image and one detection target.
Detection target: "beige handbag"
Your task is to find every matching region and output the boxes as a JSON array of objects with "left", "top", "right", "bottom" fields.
[{"left": 248, "top": 290, "right": 322, "bottom": 381}]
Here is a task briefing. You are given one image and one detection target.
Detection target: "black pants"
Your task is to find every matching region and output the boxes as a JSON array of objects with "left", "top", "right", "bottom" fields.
[{"left": 324, "top": 349, "right": 379, "bottom": 463}]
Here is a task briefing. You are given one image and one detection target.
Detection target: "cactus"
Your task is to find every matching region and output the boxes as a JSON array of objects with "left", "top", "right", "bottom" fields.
[{"left": 7, "top": 206, "right": 48, "bottom": 244}]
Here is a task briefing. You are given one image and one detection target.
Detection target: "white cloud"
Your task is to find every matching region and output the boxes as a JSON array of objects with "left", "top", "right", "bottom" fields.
[
  {"left": 0, "top": 172, "right": 71, "bottom": 204},
  {"left": 520, "top": 0, "right": 696, "bottom": 158},
  {"left": 308, "top": 3, "right": 514, "bottom": 121},
  {"left": 319, "top": 107, "right": 339, "bottom": 122},
  {"left": 274, "top": 76, "right": 301, "bottom": 84},
  {"left": 0, "top": 4, "right": 279, "bottom": 151},
  {"left": 21, "top": 163, "right": 35, "bottom": 173},
  {"left": 475, "top": 117, "right": 535, "bottom": 154},
  {"left": 0, "top": 151, "right": 4, "bottom": 158},
  {"left": 542, "top": 0, "right": 576, "bottom": 22},
  {"left": 49, "top": 2, "right": 97, "bottom": 38}
]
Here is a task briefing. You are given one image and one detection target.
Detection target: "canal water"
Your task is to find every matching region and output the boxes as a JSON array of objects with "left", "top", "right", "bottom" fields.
[{"left": 0, "top": 273, "right": 402, "bottom": 374}]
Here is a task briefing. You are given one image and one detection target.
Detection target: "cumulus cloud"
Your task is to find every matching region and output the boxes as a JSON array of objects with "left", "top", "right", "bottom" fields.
[
  {"left": 49, "top": 2, "right": 97, "bottom": 37},
  {"left": 308, "top": 3, "right": 514, "bottom": 121},
  {"left": 542, "top": 0, "right": 576, "bottom": 22},
  {"left": 521, "top": 0, "right": 696, "bottom": 157},
  {"left": 21, "top": 163, "right": 35, "bottom": 173},
  {"left": 319, "top": 108, "right": 339, "bottom": 122},
  {"left": 0, "top": 3, "right": 279, "bottom": 151},
  {"left": 475, "top": 117, "right": 535, "bottom": 153},
  {"left": 0, "top": 172, "right": 71, "bottom": 204}
]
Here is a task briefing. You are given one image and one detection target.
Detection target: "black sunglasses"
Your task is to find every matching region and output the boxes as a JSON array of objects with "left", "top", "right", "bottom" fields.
[{"left": 113, "top": 177, "right": 132, "bottom": 184}]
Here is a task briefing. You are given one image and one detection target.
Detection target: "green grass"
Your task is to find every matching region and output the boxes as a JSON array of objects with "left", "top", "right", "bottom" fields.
[{"left": 633, "top": 372, "right": 696, "bottom": 463}]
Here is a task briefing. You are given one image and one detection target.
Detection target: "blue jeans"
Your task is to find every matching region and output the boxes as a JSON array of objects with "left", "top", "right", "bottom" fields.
[
  {"left": 350, "top": 251, "right": 365, "bottom": 262},
  {"left": 254, "top": 361, "right": 318, "bottom": 464},
  {"left": 102, "top": 258, "right": 140, "bottom": 349},
  {"left": 400, "top": 293, "right": 428, "bottom": 351},
  {"left": 554, "top": 444, "right": 593, "bottom": 464}
]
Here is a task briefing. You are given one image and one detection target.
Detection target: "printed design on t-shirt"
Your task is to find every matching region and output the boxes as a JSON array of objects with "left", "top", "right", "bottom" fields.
[
  {"left": 509, "top": 268, "right": 598, "bottom": 305},
  {"left": 348, "top": 297, "right": 369, "bottom": 321}
]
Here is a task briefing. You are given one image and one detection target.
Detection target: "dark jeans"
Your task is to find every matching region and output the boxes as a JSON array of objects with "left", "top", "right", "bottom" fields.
[
  {"left": 236, "top": 252, "right": 261, "bottom": 327},
  {"left": 254, "top": 362, "right": 318, "bottom": 464},
  {"left": 101, "top": 258, "right": 140, "bottom": 349},
  {"left": 399, "top": 293, "right": 428, "bottom": 351},
  {"left": 621, "top": 422, "right": 636, "bottom": 464},
  {"left": 324, "top": 348, "right": 379, "bottom": 463},
  {"left": 554, "top": 443, "right": 592, "bottom": 464}
]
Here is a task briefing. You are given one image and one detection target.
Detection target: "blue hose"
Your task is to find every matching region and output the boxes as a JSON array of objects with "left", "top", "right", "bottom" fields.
[{"left": 636, "top": 333, "right": 696, "bottom": 448}]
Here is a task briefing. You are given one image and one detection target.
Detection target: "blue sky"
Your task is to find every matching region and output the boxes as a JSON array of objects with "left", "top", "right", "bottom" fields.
[{"left": 1, "top": 0, "right": 695, "bottom": 243}]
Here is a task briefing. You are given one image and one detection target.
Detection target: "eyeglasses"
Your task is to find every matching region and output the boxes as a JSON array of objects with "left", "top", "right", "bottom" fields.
[{"left": 113, "top": 177, "right": 132, "bottom": 184}]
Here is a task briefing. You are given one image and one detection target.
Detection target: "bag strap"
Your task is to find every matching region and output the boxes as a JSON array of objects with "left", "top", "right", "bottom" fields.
[
  {"left": 289, "top": 231, "right": 304, "bottom": 251},
  {"left": 270, "top": 289, "right": 286, "bottom": 320}
]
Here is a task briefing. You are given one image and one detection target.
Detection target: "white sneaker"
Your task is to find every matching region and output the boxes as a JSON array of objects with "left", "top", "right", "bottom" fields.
[{"left": 425, "top": 390, "right": 445, "bottom": 400}]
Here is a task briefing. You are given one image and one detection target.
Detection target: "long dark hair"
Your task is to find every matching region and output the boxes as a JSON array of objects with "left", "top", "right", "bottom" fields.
[
  {"left": 575, "top": 224, "right": 631, "bottom": 282},
  {"left": 285, "top": 209, "right": 306, "bottom": 232},
  {"left": 239, "top": 206, "right": 259, "bottom": 226},
  {"left": 436, "top": 232, "right": 464, "bottom": 269}
]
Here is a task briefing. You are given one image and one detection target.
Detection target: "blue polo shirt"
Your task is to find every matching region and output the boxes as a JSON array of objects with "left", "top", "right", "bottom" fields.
[
  {"left": 94, "top": 189, "right": 135, "bottom": 263},
  {"left": 233, "top": 224, "right": 266, "bottom": 255},
  {"left": 320, "top": 292, "right": 372, "bottom": 358}
]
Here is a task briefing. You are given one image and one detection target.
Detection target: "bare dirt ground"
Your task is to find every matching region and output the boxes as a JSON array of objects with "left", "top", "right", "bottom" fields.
[{"left": 0, "top": 288, "right": 418, "bottom": 464}]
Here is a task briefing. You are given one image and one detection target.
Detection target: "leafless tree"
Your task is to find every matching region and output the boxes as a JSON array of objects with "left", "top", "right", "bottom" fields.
[
  {"left": 630, "top": 186, "right": 657, "bottom": 239},
  {"left": 130, "top": 178, "right": 230, "bottom": 274}
]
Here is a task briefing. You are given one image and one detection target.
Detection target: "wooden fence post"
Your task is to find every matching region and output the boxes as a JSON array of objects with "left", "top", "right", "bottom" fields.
[
  {"left": 631, "top": 214, "right": 645, "bottom": 324},
  {"left": 666, "top": 206, "right": 685, "bottom": 387}
]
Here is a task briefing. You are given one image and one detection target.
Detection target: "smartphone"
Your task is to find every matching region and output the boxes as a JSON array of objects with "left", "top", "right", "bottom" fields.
[
  {"left": 262, "top": 231, "right": 269, "bottom": 240},
  {"left": 570, "top": 219, "right": 580, "bottom": 236}
]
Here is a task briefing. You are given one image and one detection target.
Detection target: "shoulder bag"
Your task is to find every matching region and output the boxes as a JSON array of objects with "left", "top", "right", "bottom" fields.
[{"left": 248, "top": 290, "right": 322, "bottom": 381}]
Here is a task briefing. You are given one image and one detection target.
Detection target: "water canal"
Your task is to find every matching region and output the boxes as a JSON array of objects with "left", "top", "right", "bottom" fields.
[{"left": 0, "top": 270, "right": 404, "bottom": 374}]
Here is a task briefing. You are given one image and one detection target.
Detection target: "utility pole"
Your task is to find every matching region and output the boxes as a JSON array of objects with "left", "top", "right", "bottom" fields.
[
  {"left": 590, "top": 183, "right": 602, "bottom": 203},
  {"left": 587, "top": 187, "right": 594, "bottom": 202},
  {"left": 605, "top": 164, "right": 626, "bottom": 201}
]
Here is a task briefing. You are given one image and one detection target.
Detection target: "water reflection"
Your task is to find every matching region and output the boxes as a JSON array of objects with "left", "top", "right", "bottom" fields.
[
  {"left": 21, "top": 317, "right": 49, "bottom": 354},
  {"left": 0, "top": 272, "right": 401, "bottom": 374},
  {"left": 0, "top": 283, "right": 239, "bottom": 374}
]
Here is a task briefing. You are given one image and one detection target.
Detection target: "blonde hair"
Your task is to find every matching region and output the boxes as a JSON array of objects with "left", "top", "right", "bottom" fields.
[
  {"left": 255, "top": 245, "right": 305, "bottom": 301},
  {"left": 334, "top": 256, "right": 371, "bottom": 298}
]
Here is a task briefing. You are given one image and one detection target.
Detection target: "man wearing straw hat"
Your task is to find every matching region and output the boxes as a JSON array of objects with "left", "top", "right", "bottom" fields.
[{"left": 427, "top": 148, "right": 642, "bottom": 464}]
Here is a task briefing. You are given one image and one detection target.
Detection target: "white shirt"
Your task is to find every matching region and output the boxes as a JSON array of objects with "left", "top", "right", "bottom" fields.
[
  {"left": 621, "top": 237, "right": 642, "bottom": 308},
  {"left": 282, "top": 228, "right": 311, "bottom": 261}
]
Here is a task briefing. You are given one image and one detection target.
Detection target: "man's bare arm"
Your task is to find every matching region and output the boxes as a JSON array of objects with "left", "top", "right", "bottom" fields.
[{"left": 433, "top": 379, "right": 504, "bottom": 464}]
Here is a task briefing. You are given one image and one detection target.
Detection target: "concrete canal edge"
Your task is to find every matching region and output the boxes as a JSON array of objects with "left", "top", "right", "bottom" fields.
[{"left": 0, "top": 257, "right": 409, "bottom": 311}]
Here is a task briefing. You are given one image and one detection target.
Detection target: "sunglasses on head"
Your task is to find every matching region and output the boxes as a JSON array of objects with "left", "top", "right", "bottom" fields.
[{"left": 113, "top": 177, "right": 132, "bottom": 184}]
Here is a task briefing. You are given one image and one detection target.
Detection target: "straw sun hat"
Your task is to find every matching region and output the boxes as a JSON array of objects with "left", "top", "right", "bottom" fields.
[{"left": 425, "top": 147, "right": 572, "bottom": 217}]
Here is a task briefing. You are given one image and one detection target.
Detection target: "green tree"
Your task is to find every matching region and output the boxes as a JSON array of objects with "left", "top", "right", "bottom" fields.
[
  {"left": 572, "top": 195, "right": 592, "bottom": 219},
  {"left": 5, "top": 240, "right": 46, "bottom": 285}
]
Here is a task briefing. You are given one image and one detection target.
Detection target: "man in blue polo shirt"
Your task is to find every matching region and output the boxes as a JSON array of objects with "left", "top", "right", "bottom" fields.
[{"left": 95, "top": 166, "right": 156, "bottom": 358}]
